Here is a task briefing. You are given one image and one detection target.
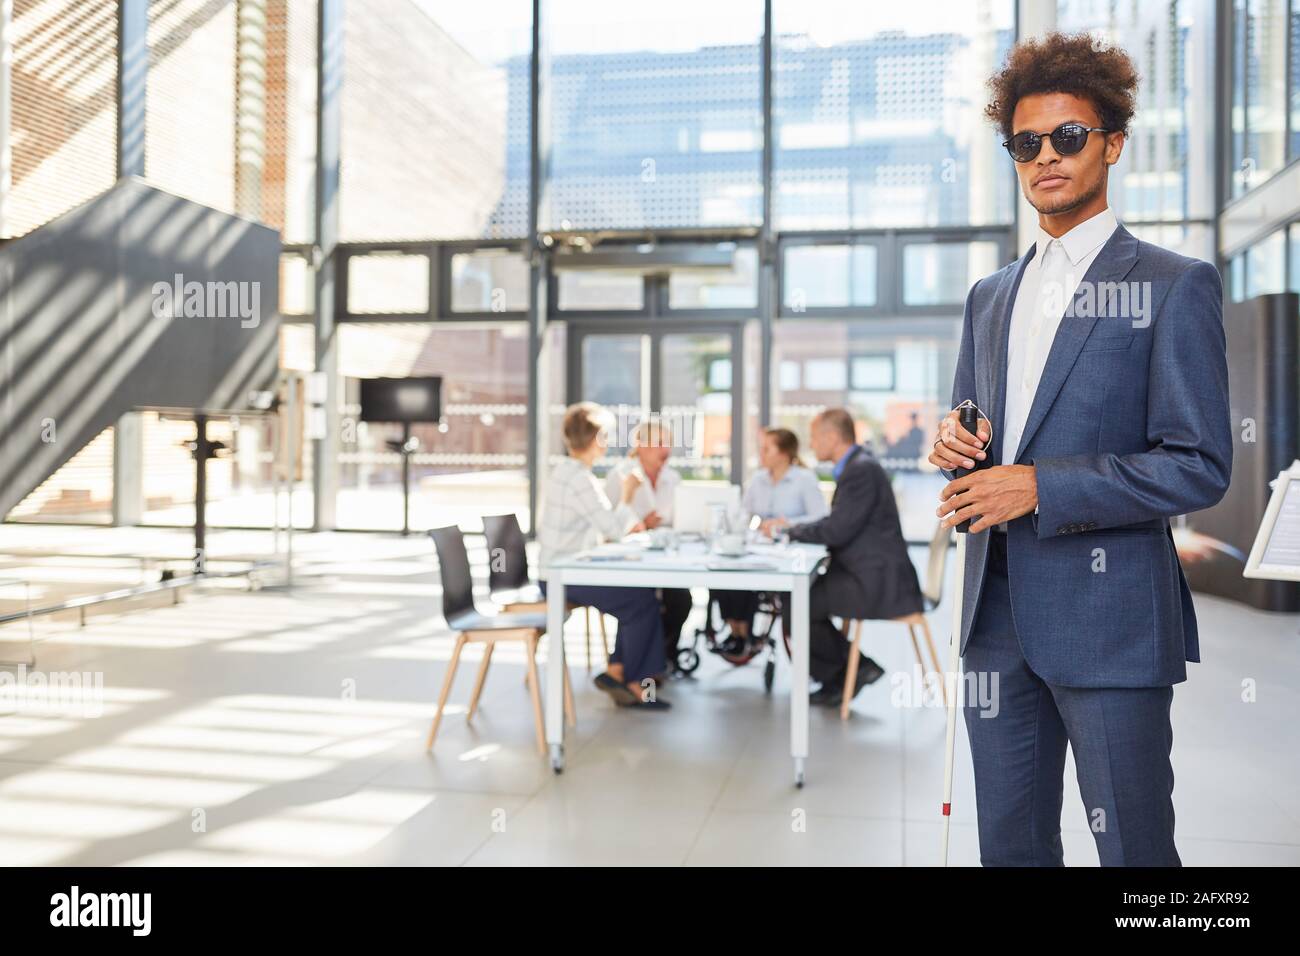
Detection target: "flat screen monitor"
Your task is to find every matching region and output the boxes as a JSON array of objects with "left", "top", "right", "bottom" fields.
[
  {"left": 358, "top": 377, "right": 442, "bottom": 424},
  {"left": 673, "top": 481, "right": 741, "bottom": 534}
]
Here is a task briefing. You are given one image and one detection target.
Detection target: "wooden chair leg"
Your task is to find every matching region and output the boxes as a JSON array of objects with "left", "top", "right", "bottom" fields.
[
  {"left": 906, "top": 622, "right": 925, "bottom": 678},
  {"left": 841, "top": 620, "right": 862, "bottom": 721},
  {"left": 563, "top": 658, "right": 576, "bottom": 727},
  {"left": 523, "top": 633, "right": 547, "bottom": 756},
  {"left": 467, "top": 641, "right": 495, "bottom": 721},
  {"left": 598, "top": 612, "right": 610, "bottom": 661},
  {"left": 918, "top": 616, "right": 948, "bottom": 706},
  {"left": 427, "top": 633, "right": 467, "bottom": 751}
]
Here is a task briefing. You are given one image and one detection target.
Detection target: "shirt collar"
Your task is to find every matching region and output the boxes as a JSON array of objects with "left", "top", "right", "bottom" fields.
[
  {"left": 831, "top": 446, "right": 857, "bottom": 481},
  {"left": 1033, "top": 206, "right": 1118, "bottom": 268}
]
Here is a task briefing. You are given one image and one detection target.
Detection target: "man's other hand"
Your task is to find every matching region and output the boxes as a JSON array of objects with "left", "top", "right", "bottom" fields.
[{"left": 937, "top": 465, "right": 1038, "bottom": 533}]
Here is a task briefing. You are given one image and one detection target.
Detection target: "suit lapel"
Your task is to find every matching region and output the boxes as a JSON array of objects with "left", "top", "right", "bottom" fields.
[
  {"left": 985, "top": 247, "right": 1035, "bottom": 467},
  {"left": 830, "top": 445, "right": 861, "bottom": 504},
  {"left": 1012, "top": 226, "right": 1140, "bottom": 463}
]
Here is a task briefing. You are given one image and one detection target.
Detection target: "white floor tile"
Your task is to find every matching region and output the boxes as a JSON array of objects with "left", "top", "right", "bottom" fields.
[{"left": 1, "top": 532, "right": 1296, "bottom": 866}]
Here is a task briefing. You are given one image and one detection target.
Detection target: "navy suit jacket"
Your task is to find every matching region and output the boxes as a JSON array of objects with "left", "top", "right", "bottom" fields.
[{"left": 945, "top": 225, "right": 1231, "bottom": 688}]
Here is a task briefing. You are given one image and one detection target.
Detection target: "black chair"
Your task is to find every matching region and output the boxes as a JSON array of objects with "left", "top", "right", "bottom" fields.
[
  {"left": 426, "top": 525, "right": 573, "bottom": 755},
  {"left": 481, "top": 513, "right": 610, "bottom": 671}
]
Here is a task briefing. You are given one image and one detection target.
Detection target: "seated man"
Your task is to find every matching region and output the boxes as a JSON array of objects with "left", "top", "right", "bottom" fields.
[{"left": 763, "top": 408, "right": 923, "bottom": 707}]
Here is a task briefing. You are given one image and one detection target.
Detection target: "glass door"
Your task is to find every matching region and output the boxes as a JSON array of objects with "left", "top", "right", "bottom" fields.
[
  {"left": 659, "top": 331, "right": 734, "bottom": 480},
  {"left": 568, "top": 323, "right": 742, "bottom": 483}
]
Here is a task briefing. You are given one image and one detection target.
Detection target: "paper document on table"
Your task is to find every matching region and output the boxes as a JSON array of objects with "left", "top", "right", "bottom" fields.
[
  {"left": 706, "top": 558, "right": 780, "bottom": 571},
  {"left": 577, "top": 552, "right": 642, "bottom": 562}
]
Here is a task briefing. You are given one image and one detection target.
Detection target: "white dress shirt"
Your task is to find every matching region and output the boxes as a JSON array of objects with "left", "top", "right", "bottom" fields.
[
  {"left": 1002, "top": 206, "right": 1119, "bottom": 466},
  {"left": 742, "top": 464, "right": 827, "bottom": 522},
  {"left": 537, "top": 457, "right": 638, "bottom": 577},
  {"left": 604, "top": 459, "right": 681, "bottom": 526}
]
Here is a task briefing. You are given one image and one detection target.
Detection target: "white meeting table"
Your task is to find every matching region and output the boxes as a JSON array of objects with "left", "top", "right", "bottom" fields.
[{"left": 544, "top": 538, "right": 828, "bottom": 787}]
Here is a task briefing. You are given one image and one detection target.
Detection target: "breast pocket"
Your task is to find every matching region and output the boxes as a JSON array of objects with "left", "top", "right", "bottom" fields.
[{"left": 1080, "top": 332, "right": 1135, "bottom": 352}]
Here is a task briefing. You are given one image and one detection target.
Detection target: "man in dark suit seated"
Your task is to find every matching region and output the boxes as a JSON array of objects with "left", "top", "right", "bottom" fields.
[{"left": 762, "top": 408, "right": 924, "bottom": 707}]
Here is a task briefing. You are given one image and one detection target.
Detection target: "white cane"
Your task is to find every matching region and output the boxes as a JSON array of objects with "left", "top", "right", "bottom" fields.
[
  {"left": 940, "top": 401, "right": 987, "bottom": 867},
  {"left": 940, "top": 530, "right": 966, "bottom": 867}
]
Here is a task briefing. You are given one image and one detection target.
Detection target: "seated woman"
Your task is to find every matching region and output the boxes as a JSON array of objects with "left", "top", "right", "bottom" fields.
[
  {"left": 538, "top": 402, "right": 671, "bottom": 710},
  {"left": 712, "top": 427, "right": 827, "bottom": 657},
  {"left": 604, "top": 420, "right": 693, "bottom": 675}
]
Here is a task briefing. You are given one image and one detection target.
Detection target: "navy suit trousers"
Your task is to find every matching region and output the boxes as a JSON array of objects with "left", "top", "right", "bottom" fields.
[
  {"left": 540, "top": 582, "right": 665, "bottom": 683},
  {"left": 962, "top": 531, "right": 1180, "bottom": 866}
]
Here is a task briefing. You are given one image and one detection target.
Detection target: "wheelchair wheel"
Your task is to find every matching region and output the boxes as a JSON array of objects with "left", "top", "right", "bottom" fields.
[
  {"left": 763, "top": 658, "right": 775, "bottom": 693},
  {"left": 676, "top": 646, "right": 701, "bottom": 675}
]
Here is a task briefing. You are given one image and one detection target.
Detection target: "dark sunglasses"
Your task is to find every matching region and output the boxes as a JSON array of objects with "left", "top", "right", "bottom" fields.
[{"left": 1002, "top": 123, "right": 1112, "bottom": 163}]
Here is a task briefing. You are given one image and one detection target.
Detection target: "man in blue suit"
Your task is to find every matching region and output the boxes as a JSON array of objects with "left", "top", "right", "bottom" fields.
[{"left": 927, "top": 34, "right": 1231, "bottom": 866}]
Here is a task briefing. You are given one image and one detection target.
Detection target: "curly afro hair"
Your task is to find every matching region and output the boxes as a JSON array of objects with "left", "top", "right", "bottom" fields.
[{"left": 985, "top": 32, "right": 1139, "bottom": 140}]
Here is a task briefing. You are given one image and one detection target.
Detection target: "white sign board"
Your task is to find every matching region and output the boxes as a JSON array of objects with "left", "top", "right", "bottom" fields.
[{"left": 1244, "top": 461, "right": 1300, "bottom": 582}]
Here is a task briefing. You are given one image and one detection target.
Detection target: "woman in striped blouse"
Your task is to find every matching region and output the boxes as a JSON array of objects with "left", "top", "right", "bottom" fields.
[{"left": 537, "top": 403, "right": 671, "bottom": 711}]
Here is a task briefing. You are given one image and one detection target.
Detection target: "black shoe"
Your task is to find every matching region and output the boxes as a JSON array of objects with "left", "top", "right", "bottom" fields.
[
  {"left": 593, "top": 672, "right": 638, "bottom": 706},
  {"left": 854, "top": 655, "right": 885, "bottom": 690},
  {"left": 622, "top": 696, "right": 672, "bottom": 711},
  {"left": 809, "top": 684, "right": 836, "bottom": 706},
  {"left": 816, "top": 688, "right": 844, "bottom": 708},
  {"left": 811, "top": 657, "right": 885, "bottom": 708}
]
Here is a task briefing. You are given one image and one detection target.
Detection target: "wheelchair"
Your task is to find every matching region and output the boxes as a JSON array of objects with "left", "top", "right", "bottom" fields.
[{"left": 672, "top": 592, "right": 789, "bottom": 693}]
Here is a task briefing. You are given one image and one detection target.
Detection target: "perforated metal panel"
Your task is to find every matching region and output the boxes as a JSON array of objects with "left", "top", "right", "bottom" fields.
[
  {"left": 145, "top": 0, "right": 238, "bottom": 214},
  {"left": 772, "top": 3, "right": 1016, "bottom": 230},
  {"left": 235, "top": 0, "right": 318, "bottom": 241},
  {"left": 5, "top": 0, "right": 118, "bottom": 239},
  {"left": 543, "top": 1, "right": 764, "bottom": 231}
]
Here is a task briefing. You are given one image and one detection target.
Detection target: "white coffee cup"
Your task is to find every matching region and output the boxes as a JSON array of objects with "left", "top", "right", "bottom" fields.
[{"left": 716, "top": 532, "right": 747, "bottom": 557}]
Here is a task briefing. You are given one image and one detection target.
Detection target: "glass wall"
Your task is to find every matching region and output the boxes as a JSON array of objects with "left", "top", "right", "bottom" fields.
[
  {"left": 542, "top": 0, "right": 764, "bottom": 230},
  {"left": 1229, "top": 226, "right": 1290, "bottom": 300},
  {"left": 450, "top": 249, "right": 532, "bottom": 313},
  {"left": 772, "top": 1, "right": 1017, "bottom": 229},
  {"left": 1292, "top": 1, "right": 1300, "bottom": 160},
  {"left": 772, "top": 230, "right": 1005, "bottom": 535},
  {"left": 7, "top": 2, "right": 1263, "bottom": 546},
  {"left": 901, "top": 241, "right": 1000, "bottom": 305},
  {"left": 771, "top": 317, "right": 961, "bottom": 540},
  {"left": 1059, "top": 0, "right": 1216, "bottom": 233},
  {"left": 332, "top": 323, "right": 529, "bottom": 532},
  {"left": 339, "top": 0, "right": 532, "bottom": 241},
  {"left": 1291, "top": 222, "right": 1300, "bottom": 290},
  {"left": 659, "top": 332, "right": 735, "bottom": 479},
  {"left": 1230, "top": 0, "right": 1294, "bottom": 196},
  {"left": 782, "top": 244, "right": 879, "bottom": 310},
  {"left": 347, "top": 255, "right": 431, "bottom": 315}
]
